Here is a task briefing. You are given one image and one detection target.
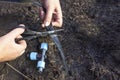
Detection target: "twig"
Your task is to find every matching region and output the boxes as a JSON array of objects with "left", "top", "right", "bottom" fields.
[{"left": 6, "top": 63, "right": 32, "bottom": 80}]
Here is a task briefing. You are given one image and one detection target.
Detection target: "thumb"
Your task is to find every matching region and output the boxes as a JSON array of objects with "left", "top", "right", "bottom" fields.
[
  {"left": 43, "top": 7, "right": 53, "bottom": 27},
  {"left": 7, "top": 24, "right": 25, "bottom": 38}
]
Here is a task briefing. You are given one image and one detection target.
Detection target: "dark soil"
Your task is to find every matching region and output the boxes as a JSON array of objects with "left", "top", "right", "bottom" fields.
[{"left": 0, "top": 0, "right": 120, "bottom": 80}]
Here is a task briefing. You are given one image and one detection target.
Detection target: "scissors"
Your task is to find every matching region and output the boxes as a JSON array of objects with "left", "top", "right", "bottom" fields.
[{"left": 15, "top": 26, "right": 63, "bottom": 42}]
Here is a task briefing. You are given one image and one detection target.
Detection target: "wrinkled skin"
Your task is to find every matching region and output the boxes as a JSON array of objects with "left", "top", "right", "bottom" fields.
[
  {"left": 0, "top": 24, "right": 26, "bottom": 62},
  {"left": 40, "top": 0, "right": 63, "bottom": 27}
]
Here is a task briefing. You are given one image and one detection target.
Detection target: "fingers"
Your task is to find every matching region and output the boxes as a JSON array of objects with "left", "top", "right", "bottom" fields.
[
  {"left": 52, "top": 11, "right": 63, "bottom": 27},
  {"left": 53, "top": 3, "right": 63, "bottom": 27},
  {"left": 41, "top": 0, "right": 63, "bottom": 27},
  {"left": 11, "top": 49, "right": 25, "bottom": 61},
  {"left": 16, "top": 35, "right": 27, "bottom": 50},
  {"left": 15, "top": 40, "right": 27, "bottom": 58},
  {"left": 14, "top": 35, "right": 26, "bottom": 59},
  {"left": 16, "top": 35, "right": 26, "bottom": 45},
  {"left": 7, "top": 24, "right": 25, "bottom": 38},
  {"left": 0, "top": 24, "right": 27, "bottom": 62},
  {"left": 42, "top": 8, "right": 63, "bottom": 27},
  {"left": 42, "top": 6, "right": 54, "bottom": 27}
]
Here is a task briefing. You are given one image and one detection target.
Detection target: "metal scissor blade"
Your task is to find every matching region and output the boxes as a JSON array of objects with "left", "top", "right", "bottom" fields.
[
  {"left": 24, "top": 29, "right": 42, "bottom": 35},
  {"left": 41, "top": 29, "right": 63, "bottom": 36},
  {"left": 49, "top": 34, "right": 69, "bottom": 73},
  {"left": 23, "top": 29, "right": 63, "bottom": 36}
]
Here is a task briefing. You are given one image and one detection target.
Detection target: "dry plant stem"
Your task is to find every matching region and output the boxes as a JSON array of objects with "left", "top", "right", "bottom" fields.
[{"left": 6, "top": 63, "right": 32, "bottom": 80}]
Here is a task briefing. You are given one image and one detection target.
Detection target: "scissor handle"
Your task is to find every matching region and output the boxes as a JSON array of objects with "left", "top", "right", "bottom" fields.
[{"left": 15, "top": 36, "right": 37, "bottom": 43}]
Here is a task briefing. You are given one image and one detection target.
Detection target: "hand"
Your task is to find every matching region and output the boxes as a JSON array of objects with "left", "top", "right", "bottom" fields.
[
  {"left": 40, "top": 0, "right": 63, "bottom": 27},
  {"left": 0, "top": 24, "right": 27, "bottom": 62}
]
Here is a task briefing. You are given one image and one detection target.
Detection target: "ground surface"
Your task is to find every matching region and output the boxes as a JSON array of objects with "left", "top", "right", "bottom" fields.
[{"left": 0, "top": 0, "right": 120, "bottom": 80}]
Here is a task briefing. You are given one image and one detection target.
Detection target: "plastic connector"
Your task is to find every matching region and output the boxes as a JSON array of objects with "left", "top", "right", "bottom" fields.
[
  {"left": 37, "top": 42, "right": 48, "bottom": 72},
  {"left": 30, "top": 52, "right": 38, "bottom": 60},
  {"left": 29, "top": 42, "right": 48, "bottom": 72},
  {"left": 37, "top": 61, "right": 45, "bottom": 72},
  {"left": 40, "top": 42, "right": 48, "bottom": 50}
]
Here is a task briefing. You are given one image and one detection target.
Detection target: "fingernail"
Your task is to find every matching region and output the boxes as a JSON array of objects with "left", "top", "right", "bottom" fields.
[
  {"left": 42, "top": 24, "right": 45, "bottom": 27},
  {"left": 45, "top": 22, "right": 49, "bottom": 26},
  {"left": 41, "top": 11, "right": 44, "bottom": 16},
  {"left": 19, "top": 24, "right": 25, "bottom": 27},
  {"left": 18, "top": 24, "right": 25, "bottom": 28}
]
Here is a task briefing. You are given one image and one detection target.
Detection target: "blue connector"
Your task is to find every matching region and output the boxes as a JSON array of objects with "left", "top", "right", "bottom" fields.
[
  {"left": 37, "top": 42, "right": 48, "bottom": 72},
  {"left": 30, "top": 52, "right": 38, "bottom": 60},
  {"left": 40, "top": 42, "right": 48, "bottom": 50}
]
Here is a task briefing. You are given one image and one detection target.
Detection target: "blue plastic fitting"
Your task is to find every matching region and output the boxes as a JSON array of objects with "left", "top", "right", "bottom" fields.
[
  {"left": 37, "top": 42, "right": 48, "bottom": 72},
  {"left": 40, "top": 42, "right": 48, "bottom": 50},
  {"left": 30, "top": 52, "right": 38, "bottom": 60},
  {"left": 37, "top": 61, "right": 45, "bottom": 72}
]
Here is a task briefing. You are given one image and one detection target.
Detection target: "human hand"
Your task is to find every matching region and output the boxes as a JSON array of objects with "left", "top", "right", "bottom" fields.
[
  {"left": 40, "top": 0, "right": 63, "bottom": 27},
  {"left": 0, "top": 24, "right": 27, "bottom": 62}
]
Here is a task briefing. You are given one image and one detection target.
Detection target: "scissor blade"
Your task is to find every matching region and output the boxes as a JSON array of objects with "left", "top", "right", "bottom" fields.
[
  {"left": 23, "top": 29, "right": 63, "bottom": 36},
  {"left": 41, "top": 29, "right": 63, "bottom": 36}
]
